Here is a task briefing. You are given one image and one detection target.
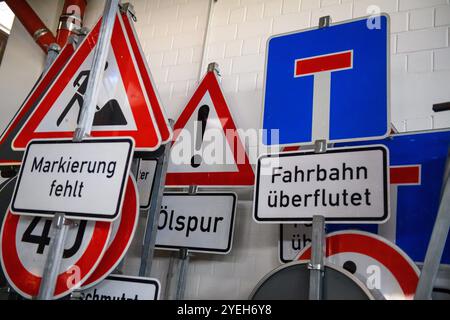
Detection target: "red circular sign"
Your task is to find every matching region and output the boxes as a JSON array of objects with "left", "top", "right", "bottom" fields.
[
  {"left": 0, "top": 209, "right": 111, "bottom": 299},
  {"left": 81, "top": 175, "right": 139, "bottom": 289},
  {"left": 296, "top": 230, "right": 420, "bottom": 299}
]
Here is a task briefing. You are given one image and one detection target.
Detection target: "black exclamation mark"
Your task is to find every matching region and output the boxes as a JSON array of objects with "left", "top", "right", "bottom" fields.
[{"left": 191, "top": 104, "right": 210, "bottom": 168}]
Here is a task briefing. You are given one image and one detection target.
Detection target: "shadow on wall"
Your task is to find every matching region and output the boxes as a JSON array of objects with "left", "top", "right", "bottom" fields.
[{"left": 0, "top": 29, "right": 8, "bottom": 65}]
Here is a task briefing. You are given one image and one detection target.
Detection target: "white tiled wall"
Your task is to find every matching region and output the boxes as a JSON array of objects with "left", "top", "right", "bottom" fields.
[
  {"left": 82, "top": 0, "right": 450, "bottom": 142},
  {"left": 0, "top": 0, "right": 449, "bottom": 299}
]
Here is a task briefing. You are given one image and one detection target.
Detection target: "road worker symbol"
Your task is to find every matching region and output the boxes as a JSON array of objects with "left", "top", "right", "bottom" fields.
[{"left": 57, "top": 61, "right": 127, "bottom": 127}]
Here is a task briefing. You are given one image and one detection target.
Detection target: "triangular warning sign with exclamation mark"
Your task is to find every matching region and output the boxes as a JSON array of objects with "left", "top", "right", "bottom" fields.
[{"left": 165, "top": 71, "right": 254, "bottom": 186}]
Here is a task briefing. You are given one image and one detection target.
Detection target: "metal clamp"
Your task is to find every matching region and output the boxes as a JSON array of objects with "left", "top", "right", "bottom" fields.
[
  {"left": 308, "top": 263, "right": 324, "bottom": 271},
  {"left": 59, "top": 13, "right": 82, "bottom": 23},
  {"left": 207, "top": 62, "right": 221, "bottom": 77},
  {"left": 33, "top": 28, "right": 49, "bottom": 41},
  {"left": 319, "top": 16, "right": 331, "bottom": 28},
  {"left": 119, "top": 2, "right": 137, "bottom": 21},
  {"left": 314, "top": 139, "right": 327, "bottom": 153},
  {"left": 188, "top": 185, "right": 198, "bottom": 195},
  {"left": 58, "top": 20, "right": 82, "bottom": 33},
  {"left": 47, "top": 43, "right": 61, "bottom": 54}
]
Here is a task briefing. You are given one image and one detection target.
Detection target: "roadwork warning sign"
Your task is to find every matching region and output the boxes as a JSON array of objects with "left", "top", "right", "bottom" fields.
[{"left": 253, "top": 146, "right": 389, "bottom": 223}]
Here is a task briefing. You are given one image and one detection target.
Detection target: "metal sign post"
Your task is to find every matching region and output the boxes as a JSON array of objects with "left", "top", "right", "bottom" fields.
[
  {"left": 307, "top": 19, "right": 329, "bottom": 301},
  {"left": 36, "top": 213, "right": 69, "bottom": 299},
  {"left": 138, "top": 136, "right": 172, "bottom": 277},
  {"left": 175, "top": 248, "right": 190, "bottom": 300},
  {"left": 73, "top": 0, "right": 120, "bottom": 141},
  {"left": 35, "top": 0, "right": 119, "bottom": 300},
  {"left": 415, "top": 149, "right": 450, "bottom": 300},
  {"left": 308, "top": 139, "right": 327, "bottom": 300},
  {"left": 174, "top": 185, "right": 196, "bottom": 300}
]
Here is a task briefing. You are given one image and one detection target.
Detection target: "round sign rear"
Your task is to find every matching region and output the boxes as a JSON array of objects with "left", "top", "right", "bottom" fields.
[
  {"left": 250, "top": 261, "right": 374, "bottom": 300},
  {"left": 0, "top": 207, "right": 112, "bottom": 299},
  {"left": 296, "top": 230, "right": 420, "bottom": 299}
]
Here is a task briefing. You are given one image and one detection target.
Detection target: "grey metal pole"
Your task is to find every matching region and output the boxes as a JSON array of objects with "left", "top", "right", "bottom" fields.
[
  {"left": 308, "top": 215, "right": 326, "bottom": 300},
  {"left": 415, "top": 150, "right": 450, "bottom": 300},
  {"left": 74, "top": 0, "right": 119, "bottom": 141},
  {"left": 173, "top": 185, "right": 197, "bottom": 300},
  {"left": 139, "top": 122, "right": 173, "bottom": 277},
  {"left": 164, "top": 253, "right": 176, "bottom": 300},
  {"left": 198, "top": 0, "right": 215, "bottom": 81},
  {"left": 43, "top": 43, "right": 61, "bottom": 73},
  {"left": 14, "top": 39, "right": 62, "bottom": 301},
  {"left": 175, "top": 248, "right": 190, "bottom": 300},
  {"left": 37, "top": 213, "right": 69, "bottom": 300},
  {"left": 308, "top": 139, "right": 328, "bottom": 300},
  {"left": 37, "top": 1, "right": 118, "bottom": 300}
]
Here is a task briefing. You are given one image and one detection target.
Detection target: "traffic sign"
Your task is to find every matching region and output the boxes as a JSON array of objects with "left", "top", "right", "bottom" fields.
[
  {"left": 11, "top": 138, "right": 133, "bottom": 221},
  {"left": 253, "top": 145, "right": 389, "bottom": 223},
  {"left": 0, "top": 44, "right": 75, "bottom": 165},
  {"left": 336, "top": 129, "right": 450, "bottom": 264},
  {"left": 296, "top": 230, "right": 420, "bottom": 300},
  {"left": 12, "top": 13, "right": 163, "bottom": 151},
  {"left": 0, "top": 209, "right": 112, "bottom": 299},
  {"left": 0, "top": 177, "right": 15, "bottom": 288},
  {"left": 0, "top": 177, "right": 16, "bottom": 229},
  {"left": 80, "top": 275, "right": 160, "bottom": 300},
  {"left": 165, "top": 71, "right": 254, "bottom": 186},
  {"left": 155, "top": 193, "right": 236, "bottom": 254},
  {"left": 279, "top": 224, "right": 312, "bottom": 263},
  {"left": 262, "top": 15, "right": 389, "bottom": 146},
  {"left": 136, "top": 159, "right": 157, "bottom": 210},
  {"left": 80, "top": 175, "right": 139, "bottom": 289},
  {"left": 120, "top": 11, "right": 172, "bottom": 143},
  {"left": 250, "top": 261, "right": 374, "bottom": 300}
]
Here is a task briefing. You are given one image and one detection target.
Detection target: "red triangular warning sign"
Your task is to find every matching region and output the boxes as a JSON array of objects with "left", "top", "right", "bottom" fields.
[
  {"left": 165, "top": 71, "right": 254, "bottom": 186},
  {"left": 12, "top": 13, "right": 165, "bottom": 151},
  {"left": 120, "top": 11, "right": 172, "bottom": 144}
]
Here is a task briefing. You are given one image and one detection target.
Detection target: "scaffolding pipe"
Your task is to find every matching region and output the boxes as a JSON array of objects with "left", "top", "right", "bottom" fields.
[
  {"left": 4, "top": 0, "right": 57, "bottom": 52},
  {"left": 56, "top": 0, "right": 87, "bottom": 47}
]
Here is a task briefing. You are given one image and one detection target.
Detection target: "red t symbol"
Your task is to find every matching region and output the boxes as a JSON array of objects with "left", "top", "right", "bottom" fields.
[{"left": 294, "top": 50, "right": 353, "bottom": 141}]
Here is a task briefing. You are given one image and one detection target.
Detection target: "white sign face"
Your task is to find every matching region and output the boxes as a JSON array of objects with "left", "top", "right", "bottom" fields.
[
  {"left": 155, "top": 193, "right": 236, "bottom": 254},
  {"left": 136, "top": 159, "right": 157, "bottom": 209},
  {"left": 11, "top": 138, "right": 134, "bottom": 221},
  {"left": 254, "top": 146, "right": 389, "bottom": 223},
  {"left": 279, "top": 224, "right": 312, "bottom": 263},
  {"left": 79, "top": 275, "right": 160, "bottom": 300}
]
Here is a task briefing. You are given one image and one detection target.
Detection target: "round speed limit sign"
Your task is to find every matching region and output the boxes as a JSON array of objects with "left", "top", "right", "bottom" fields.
[{"left": 0, "top": 205, "right": 112, "bottom": 299}]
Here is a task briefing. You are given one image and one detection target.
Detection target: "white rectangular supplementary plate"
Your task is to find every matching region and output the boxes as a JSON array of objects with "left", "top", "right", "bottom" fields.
[
  {"left": 155, "top": 193, "right": 237, "bottom": 254},
  {"left": 279, "top": 224, "right": 312, "bottom": 263},
  {"left": 79, "top": 275, "right": 160, "bottom": 300},
  {"left": 11, "top": 138, "right": 134, "bottom": 221},
  {"left": 253, "top": 145, "right": 389, "bottom": 223},
  {"left": 136, "top": 159, "right": 157, "bottom": 210}
]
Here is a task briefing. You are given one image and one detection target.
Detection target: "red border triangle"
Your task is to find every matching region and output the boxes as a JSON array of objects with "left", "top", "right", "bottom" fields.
[
  {"left": 12, "top": 14, "right": 161, "bottom": 151},
  {"left": 165, "top": 72, "right": 254, "bottom": 186},
  {"left": 120, "top": 12, "right": 172, "bottom": 144}
]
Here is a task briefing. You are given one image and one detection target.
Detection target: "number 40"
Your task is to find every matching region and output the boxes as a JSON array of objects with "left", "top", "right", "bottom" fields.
[{"left": 21, "top": 217, "right": 87, "bottom": 259}]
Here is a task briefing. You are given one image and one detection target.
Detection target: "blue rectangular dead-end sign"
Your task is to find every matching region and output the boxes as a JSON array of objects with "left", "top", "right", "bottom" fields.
[{"left": 263, "top": 15, "right": 390, "bottom": 146}]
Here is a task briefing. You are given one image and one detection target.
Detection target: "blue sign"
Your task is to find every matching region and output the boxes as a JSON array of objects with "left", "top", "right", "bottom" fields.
[
  {"left": 333, "top": 129, "right": 450, "bottom": 264},
  {"left": 263, "top": 15, "right": 389, "bottom": 145}
]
